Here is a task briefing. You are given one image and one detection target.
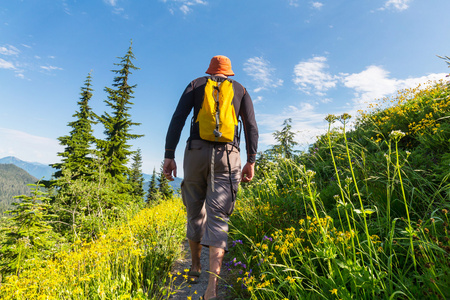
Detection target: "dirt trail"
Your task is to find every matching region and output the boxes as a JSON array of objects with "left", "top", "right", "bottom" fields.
[{"left": 170, "top": 239, "right": 231, "bottom": 300}]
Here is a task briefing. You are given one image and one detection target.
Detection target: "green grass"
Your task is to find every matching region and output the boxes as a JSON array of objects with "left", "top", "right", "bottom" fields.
[{"left": 226, "top": 79, "right": 450, "bottom": 299}]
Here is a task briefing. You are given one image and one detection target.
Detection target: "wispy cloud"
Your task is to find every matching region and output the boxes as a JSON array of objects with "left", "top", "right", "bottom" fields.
[
  {"left": 162, "top": 0, "right": 208, "bottom": 15},
  {"left": 0, "top": 43, "right": 64, "bottom": 78},
  {"left": 103, "top": 0, "right": 127, "bottom": 16},
  {"left": 0, "top": 44, "right": 20, "bottom": 56},
  {"left": 311, "top": 2, "right": 324, "bottom": 9},
  {"left": 289, "top": 1, "right": 323, "bottom": 9},
  {"left": 0, "top": 128, "right": 61, "bottom": 164},
  {"left": 104, "top": 0, "right": 118, "bottom": 6},
  {"left": 288, "top": 0, "right": 299, "bottom": 7},
  {"left": 380, "top": 0, "right": 412, "bottom": 11},
  {"left": 293, "top": 56, "right": 339, "bottom": 96},
  {"left": 0, "top": 58, "right": 15, "bottom": 69},
  {"left": 62, "top": 0, "right": 71, "bottom": 15},
  {"left": 253, "top": 96, "right": 263, "bottom": 104},
  {"left": 40, "top": 65, "right": 63, "bottom": 71},
  {"left": 244, "top": 57, "right": 283, "bottom": 93}
]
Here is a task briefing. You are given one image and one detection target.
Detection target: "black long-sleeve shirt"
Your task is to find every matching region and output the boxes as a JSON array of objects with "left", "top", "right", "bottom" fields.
[{"left": 165, "top": 75, "right": 258, "bottom": 163}]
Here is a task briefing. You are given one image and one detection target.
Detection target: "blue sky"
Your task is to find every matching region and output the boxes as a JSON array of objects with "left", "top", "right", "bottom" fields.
[{"left": 1, "top": 0, "right": 449, "bottom": 176}]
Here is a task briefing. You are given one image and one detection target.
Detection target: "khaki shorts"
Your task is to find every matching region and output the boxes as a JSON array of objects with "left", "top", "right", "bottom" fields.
[{"left": 181, "top": 139, "right": 241, "bottom": 250}]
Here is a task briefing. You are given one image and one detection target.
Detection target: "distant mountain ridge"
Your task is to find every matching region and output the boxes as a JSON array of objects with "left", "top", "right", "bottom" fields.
[
  {"left": 0, "top": 156, "right": 54, "bottom": 180},
  {"left": 0, "top": 156, "right": 182, "bottom": 191},
  {"left": 0, "top": 164, "right": 38, "bottom": 213}
]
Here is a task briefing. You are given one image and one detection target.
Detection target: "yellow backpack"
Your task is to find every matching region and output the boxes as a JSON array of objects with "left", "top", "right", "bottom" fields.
[{"left": 196, "top": 78, "right": 238, "bottom": 142}]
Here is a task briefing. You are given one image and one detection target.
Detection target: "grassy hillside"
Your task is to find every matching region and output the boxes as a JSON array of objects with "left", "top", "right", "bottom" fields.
[
  {"left": 0, "top": 164, "right": 37, "bottom": 214},
  {"left": 227, "top": 78, "right": 450, "bottom": 299}
]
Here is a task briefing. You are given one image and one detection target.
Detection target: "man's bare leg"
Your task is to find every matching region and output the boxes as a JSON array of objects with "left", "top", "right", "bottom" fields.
[
  {"left": 204, "top": 246, "right": 225, "bottom": 299},
  {"left": 189, "top": 239, "right": 202, "bottom": 274}
]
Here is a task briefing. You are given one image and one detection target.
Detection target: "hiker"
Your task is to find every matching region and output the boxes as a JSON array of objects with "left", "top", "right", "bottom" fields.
[{"left": 163, "top": 55, "right": 258, "bottom": 300}]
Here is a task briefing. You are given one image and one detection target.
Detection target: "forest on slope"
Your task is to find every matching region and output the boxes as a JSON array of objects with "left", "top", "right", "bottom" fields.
[{"left": 0, "top": 164, "right": 37, "bottom": 214}]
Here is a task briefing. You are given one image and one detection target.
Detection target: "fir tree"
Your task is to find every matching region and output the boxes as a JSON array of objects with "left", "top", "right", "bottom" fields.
[
  {"left": 128, "top": 148, "right": 145, "bottom": 200},
  {"left": 52, "top": 73, "right": 97, "bottom": 180},
  {"left": 158, "top": 162, "right": 173, "bottom": 200},
  {"left": 97, "top": 41, "right": 143, "bottom": 186},
  {"left": 272, "top": 118, "right": 298, "bottom": 159},
  {"left": 147, "top": 168, "right": 159, "bottom": 203},
  {"left": 0, "top": 184, "right": 58, "bottom": 275}
]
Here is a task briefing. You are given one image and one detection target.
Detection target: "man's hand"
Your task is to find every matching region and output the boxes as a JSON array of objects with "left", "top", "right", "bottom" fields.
[
  {"left": 163, "top": 158, "right": 177, "bottom": 181},
  {"left": 241, "top": 162, "right": 255, "bottom": 183}
]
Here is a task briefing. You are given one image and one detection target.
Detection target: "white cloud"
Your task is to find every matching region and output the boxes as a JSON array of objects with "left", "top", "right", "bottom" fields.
[
  {"left": 342, "top": 65, "right": 448, "bottom": 107},
  {"left": 258, "top": 59, "right": 448, "bottom": 151},
  {"left": 291, "top": 56, "right": 447, "bottom": 110},
  {"left": 253, "top": 96, "right": 263, "bottom": 104},
  {"left": 40, "top": 65, "right": 63, "bottom": 71},
  {"left": 0, "top": 58, "right": 15, "bottom": 69},
  {"left": 103, "top": 0, "right": 127, "bottom": 16},
  {"left": 62, "top": 0, "right": 71, "bottom": 15},
  {"left": 343, "top": 66, "right": 397, "bottom": 103},
  {"left": 112, "top": 7, "right": 125, "bottom": 15},
  {"left": 244, "top": 57, "right": 283, "bottom": 93},
  {"left": 288, "top": 0, "right": 299, "bottom": 7},
  {"left": 0, "top": 44, "right": 20, "bottom": 56},
  {"left": 289, "top": 1, "right": 323, "bottom": 9},
  {"left": 293, "top": 56, "right": 338, "bottom": 95},
  {"left": 162, "top": 0, "right": 208, "bottom": 15},
  {"left": 0, "top": 128, "right": 61, "bottom": 164},
  {"left": 180, "top": 4, "right": 190, "bottom": 14},
  {"left": 381, "top": 0, "right": 412, "bottom": 11},
  {"left": 257, "top": 102, "right": 329, "bottom": 148},
  {"left": 103, "top": 0, "right": 118, "bottom": 6},
  {"left": 311, "top": 2, "right": 323, "bottom": 9}
]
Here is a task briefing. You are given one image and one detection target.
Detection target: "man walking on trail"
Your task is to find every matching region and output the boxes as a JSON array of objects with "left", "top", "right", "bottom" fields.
[{"left": 163, "top": 55, "right": 258, "bottom": 300}]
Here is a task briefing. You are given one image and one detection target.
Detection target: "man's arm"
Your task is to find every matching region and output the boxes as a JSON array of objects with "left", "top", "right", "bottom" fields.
[
  {"left": 239, "top": 90, "right": 259, "bottom": 164},
  {"left": 164, "top": 82, "right": 195, "bottom": 161},
  {"left": 239, "top": 89, "right": 258, "bottom": 182}
]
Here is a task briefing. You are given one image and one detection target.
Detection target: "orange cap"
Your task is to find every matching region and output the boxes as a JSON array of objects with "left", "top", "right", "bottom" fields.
[{"left": 205, "top": 55, "right": 235, "bottom": 76}]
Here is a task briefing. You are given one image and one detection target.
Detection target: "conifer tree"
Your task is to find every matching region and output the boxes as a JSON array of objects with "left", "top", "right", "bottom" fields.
[
  {"left": 128, "top": 148, "right": 144, "bottom": 200},
  {"left": 0, "top": 184, "right": 58, "bottom": 275},
  {"left": 158, "top": 162, "right": 173, "bottom": 200},
  {"left": 147, "top": 168, "right": 159, "bottom": 203},
  {"left": 272, "top": 118, "right": 298, "bottom": 159},
  {"left": 52, "top": 73, "right": 97, "bottom": 180},
  {"left": 97, "top": 41, "right": 143, "bottom": 186}
]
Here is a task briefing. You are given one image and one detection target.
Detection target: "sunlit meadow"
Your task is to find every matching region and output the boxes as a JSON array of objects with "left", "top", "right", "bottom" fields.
[
  {"left": 226, "top": 78, "right": 450, "bottom": 299},
  {"left": 0, "top": 198, "right": 186, "bottom": 299}
]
